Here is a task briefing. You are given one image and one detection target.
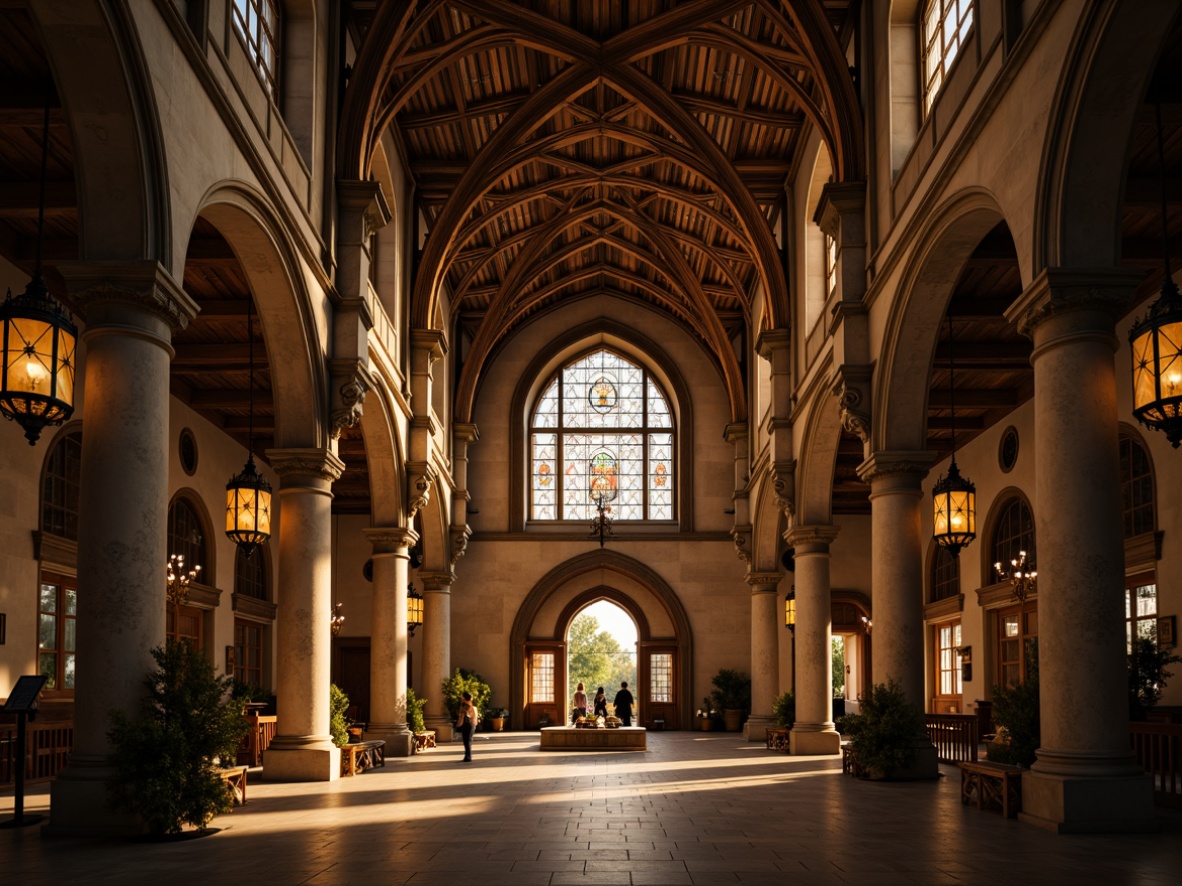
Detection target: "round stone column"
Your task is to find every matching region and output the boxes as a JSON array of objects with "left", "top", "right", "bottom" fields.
[
  {"left": 744, "top": 572, "right": 781, "bottom": 741},
  {"left": 1006, "top": 268, "right": 1153, "bottom": 832},
  {"left": 261, "top": 448, "right": 345, "bottom": 781},
  {"left": 785, "top": 526, "right": 841, "bottom": 756},
  {"left": 420, "top": 570, "right": 454, "bottom": 741},
  {"left": 857, "top": 452, "right": 931, "bottom": 708},
  {"left": 365, "top": 527, "right": 416, "bottom": 757},
  {"left": 47, "top": 263, "right": 197, "bottom": 836}
]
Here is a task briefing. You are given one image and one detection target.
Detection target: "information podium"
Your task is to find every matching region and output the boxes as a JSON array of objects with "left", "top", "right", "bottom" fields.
[{"left": 2, "top": 674, "right": 49, "bottom": 828}]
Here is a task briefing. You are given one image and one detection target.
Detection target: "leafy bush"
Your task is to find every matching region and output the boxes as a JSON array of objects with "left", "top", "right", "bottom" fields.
[
  {"left": 442, "top": 667, "right": 492, "bottom": 720},
  {"left": 773, "top": 691, "right": 795, "bottom": 728},
  {"left": 107, "top": 640, "right": 249, "bottom": 836},
  {"left": 329, "top": 683, "right": 352, "bottom": 747},
  {"left": 1128, "top": 637, "right": 1181, "bottom": 721},
  {"left": 407, "top": 687, "right": 427, "bottom": 734},
  {"left": 835, "top": 679, "right": 925, "bottom": 778},
  {"left": 989, "top": 647, "right": 1040, "bottom": 768},
  {"left": 710, "top": 668, "right": 751, "bottom": 711}
]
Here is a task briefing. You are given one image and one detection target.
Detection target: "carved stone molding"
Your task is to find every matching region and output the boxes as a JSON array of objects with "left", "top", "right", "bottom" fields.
[
  {"left": 731, "top": 524, "right": 753, "bottom": 563},
  {"left": 363, "top": 526, "right": 418, "bottom": 554},
  {"left": 1005, "top": 267, "right": 1143, "bottom": 339},
  {"left": 831, "top": 366, "right": 872, "bottom": 443},
  {"left": 232, "top": 593, "right": 278, "bottom": 622},
  {"left": 746, "top": 571, "right": 783, "bottom": 592},
  {"left": 407, "top": 463, "right": 436, "bottom": 520},
  {"left": 784, "top": 524, "right": 840, "bottom": 552},
  {"left": 449, "top": 524, "right": 471, "bottom": 565},
  {"left": 337, "top": 179, "right": 392, "bottom": 241},
  {"left": 856, "top": 451, "right": 932, "bottom": 486},
  {"left": 329, "top": 359, "right": 371, "bottom": 438},
  {"left": 59, "top": 261, "right": 199, "bottom": 333},
  {"left": 419, "top": 571, "right": 456, "bottom": 592},
  {"left": 922, "top": 594, "right": 964, "bottom": 622},
  {"left": 770, "top": 460, "right": 796, "bottom": 520},
  {"left": 267, "top": 448, "right": 346, "bottom": 483}
]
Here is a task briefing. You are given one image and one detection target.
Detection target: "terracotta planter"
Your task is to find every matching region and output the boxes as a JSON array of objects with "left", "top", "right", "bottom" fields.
[
  {"left": 696, "top": 717, "right": 714, "bottom": 731},
  {"left": 723, "top": 709, "right": 743, "bottom": 732},
  {"left": 488, "top": 717, "right": 505, "bottom": 732}
]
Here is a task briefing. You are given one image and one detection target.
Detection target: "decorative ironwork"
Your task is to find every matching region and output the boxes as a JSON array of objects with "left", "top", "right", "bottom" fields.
[
  {"left": 933, "top": 314, "right": 976, "bottom": 556},
  {"left": 995, "top": 550, "right": 1037, "bottom": 603},
  {"left": 225, "top": 297, "right": 272, "bottom": 556},
  {"left": 407, "top": 583, "right": 424, "bottom": 637},
  {"left": 590, "top": 496, "right": 613, "bottom": 548}
]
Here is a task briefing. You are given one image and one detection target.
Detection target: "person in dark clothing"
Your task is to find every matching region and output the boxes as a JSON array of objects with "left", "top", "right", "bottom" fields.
[
  {"left": 593, "top": 686, "right": 609, "bottom": 718},
  {"left": 613, "top": 681, "right": 634, "bottom": 727},
  {"left": 456, "top": 691, "right": 478, "bottom": 762}
]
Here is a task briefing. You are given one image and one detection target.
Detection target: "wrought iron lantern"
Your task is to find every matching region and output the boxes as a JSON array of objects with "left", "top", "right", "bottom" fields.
[
  {"left": 225, "top": 298, "right": 272, "bottom": 555},
  {"left": 166, "top": 553, "right": 201, "bottom": 607},
  {"left": 1129, "top": 102, "right": 1182, "bottom": 447},
  {"left": 933, "top": 315, "right": 976, "bottom": 556},
  {"left": 994, "top": 550, "right": 1037, "bottom": 603},
  {"left": 0, "top": 91, "right": 76, "bottom": 445},
  {"left": 784, "top": 588, "right": 795, "bottom": 632},
  {"left": 407, "top": 583, "right": 424, "bottom": 637}
]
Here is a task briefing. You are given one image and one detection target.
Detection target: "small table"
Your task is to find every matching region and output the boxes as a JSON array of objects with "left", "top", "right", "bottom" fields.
[
  {"left": 958, "top": 760, "right": 1024, "bottom": 818},
  {"left": 341, "top": 739, "right": 386, "bottom": 776}
]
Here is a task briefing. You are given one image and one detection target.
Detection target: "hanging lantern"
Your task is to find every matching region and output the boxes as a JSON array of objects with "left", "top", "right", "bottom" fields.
[
  {"left": 0, "top": 277, "right": 77, "bottom": 444},
  {"left": 330, "top": 602, "right": 345, "bottom": 637},
  {"left": 784, "top": 589, "right": 795, "bottom": 631},
  {"left": 407, "top": 583, "right": 424, "bottom": 637},
  {"left": 1129, "top": 100, "right": 1182, "bottom": 448},
  {"left": 932, "top": 461, "right": 976, "bottom": 556},
  {"left": 226, "top": 454, "right": 272, "bottom": 557}
]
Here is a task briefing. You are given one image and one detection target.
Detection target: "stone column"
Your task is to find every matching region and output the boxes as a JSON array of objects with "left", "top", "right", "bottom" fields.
[
  {"left": 1006, "top": 268, "right": 1154, "bottom": 833},
  {"left": 785, "top": 525, "right": 841, "bottom": 756},
  {"left": 47, "top": 263, "right": 196, "bottom": 836},
  {"left": 420, "top": 571, "right": 454, "bottom": 741},
  {"left": 364, "top": 526, "right": 417, "bottom": 757},
  {"left": 744, "top": 572, "right": 782, "bottom": 741},
  {"left": 856, "top": 452, "right": 931, "bottom": 707},
  {"left": 261, "top": 448, "right": 345, "bottom": 781}
]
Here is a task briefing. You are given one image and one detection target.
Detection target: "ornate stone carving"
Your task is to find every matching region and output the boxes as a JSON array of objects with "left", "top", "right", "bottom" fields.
[
  {"left": 408, "top": 466, "right": 436, "bottom": 520},
  {"left": 855, "top": 451, "right": 932, "bottom": 485},
  {"left": 63, "top": 263, "right": 199, "bottom": 333},
  {"left": 770, "top": 460, "right": 796, "bottom": 520},
  {"left": 731, "top": 524, "right": 753, "bottom": 563},
  {"left": 363, "top": 526, "right": 417, "bottom": 554},
  {"left": 330, "top": 363, "right": 370, "bottom": 438},
  {"left": 745, "top": 571, "right": 782, "bottom": 592},
  {"left": 267, "top": 448, "right": 346, "bottom": 483},
  {"left": 833, "top": 375, "right": 870, "bottom": 442},
  {"left": 449, "top": 524, "right": 471, "bottom": 565}
]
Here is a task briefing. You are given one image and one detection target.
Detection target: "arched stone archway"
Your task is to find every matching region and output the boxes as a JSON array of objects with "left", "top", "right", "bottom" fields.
[{"left": 509, "top": 551, "right": 693, "bottom": 729}]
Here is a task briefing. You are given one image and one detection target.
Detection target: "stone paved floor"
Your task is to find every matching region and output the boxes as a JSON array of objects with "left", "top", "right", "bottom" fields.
[{"left": 2, "top": 732, "right": 1179, "bottom": 885}]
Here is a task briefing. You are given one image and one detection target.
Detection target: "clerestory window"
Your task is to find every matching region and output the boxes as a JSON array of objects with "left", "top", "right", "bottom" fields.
[
  {"left": 921, "top": 0, "right": 973, "bottom": 114},
  {"left": 530, "top": 349, "right": 674, "bottom": 522},
  {"left": 231, "top": 0, "right": 280, "bottom": 99}
]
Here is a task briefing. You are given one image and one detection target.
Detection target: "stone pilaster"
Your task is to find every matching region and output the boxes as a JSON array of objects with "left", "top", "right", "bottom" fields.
[
  {"left": 784, "top": 525, "right": 841, "bottom": 756},
  {"left": 260, "top": 448, "right": 345, "bottom": 781},
  {"left": 744, "top": 571, "right": 782, "bottom": 741},
  {"left": 364, "top": 526, "right": 418, "bottom": 758},
  {"left": 47, "top": 262, "right": 197, "bottom": 836},
  {"left": 420, "top": 570, "right": 455, "bottom": 741},
  {"left": 1005, "top": 267, "right": 1154, "bottom": 832}
]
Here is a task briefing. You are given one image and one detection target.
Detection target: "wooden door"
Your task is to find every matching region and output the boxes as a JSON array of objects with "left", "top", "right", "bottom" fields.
[
  {"left": 643, "top": 646, "right": 678, "bottom": 729},
  {"left": 524, "top": 643, "right": 564, "bottom": 728},
  {"left": 335, "top": 641, "right": 371, "bottom": 724}
]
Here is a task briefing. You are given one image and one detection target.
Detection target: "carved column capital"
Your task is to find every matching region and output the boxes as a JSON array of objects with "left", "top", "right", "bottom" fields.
[
  {"left": 784, "top": 524, "right": 840, "bottom": 553},
  {"left": 267, "top": 448, "right": 346, "bottom": 484},
  {"left": 59, "top": 261, "right": 198, "bottom": 334},
  {"left": 746, "top": 571, "right": 783, "bottom": 593},
  {"left": 419, "top": 571, "right": 455, "bottom": 592},
  {"left": 1006, "top": 267, "right": 1142, "bottom": 340},
  {"left": 856, "top": 450, "right": 932, "bottom": 488},
  {"left": 363, "top": 526, "right": 418, "bottom": 555}
]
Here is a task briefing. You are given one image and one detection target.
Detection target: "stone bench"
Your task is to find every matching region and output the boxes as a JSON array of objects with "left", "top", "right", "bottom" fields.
[
  {"left": 958, "top": 760, "right": 1024, "bottom": 818},
  {"left": 538, "top": 726, "right": 646, "bottom": 751}
]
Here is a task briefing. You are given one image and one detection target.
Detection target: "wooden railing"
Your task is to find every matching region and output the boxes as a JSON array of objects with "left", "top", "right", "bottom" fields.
[
  {"left": 1130, "top": 721, "right": 1182, "bottom": 808},
  {"left": 0, "top": 722, "right": 74, "bottom": 786},
  {"left": 926, "top": 713, "right": 978, "bottom": 764},
  {"left": 236, "top": 713, "right": 278, "bottom": 767}
]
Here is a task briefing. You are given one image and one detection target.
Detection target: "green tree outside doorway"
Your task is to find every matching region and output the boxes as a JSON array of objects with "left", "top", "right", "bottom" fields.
[{"left": 567, "top": 612, "right": 636, "bottom": 715}]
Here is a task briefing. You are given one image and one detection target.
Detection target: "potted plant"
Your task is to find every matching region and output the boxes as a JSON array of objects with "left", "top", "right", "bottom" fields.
[
  {"left": 987, "top": 648, "right": 1040, "bottom": 767},
  {"left": 710, "top": 669, "right": 751, "bottom": 732},
  {"left": 486, "top": 707, "right": 508, "bottom": 732},
  {"left": 835, "top": 679, "right": 927, "bottom": 779},
  {"left": 773, "top": 691, "right": 795, "bottom": 728},
  {"left": 329, "top": 683, "right": 352, "bottom": 747},
  {"left": 442, "top": 667, "right": 492, "bottom": 731},
  {"left": 107, "top": 640, "right": 250, "bottom": 838},
  {"left": 695, "top": 697, "right": 719, "bottom": 731},
  {"left": 406, "top": 687, "right": 428, "bottom": 746},
  {"left": 1128, "top": 636, "right": 1181, "bottom": 721}
]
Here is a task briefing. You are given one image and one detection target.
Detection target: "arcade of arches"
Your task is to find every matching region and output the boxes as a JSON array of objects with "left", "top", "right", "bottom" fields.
[{"left": 1, "top": 0, "right": 1181, "bottom": 839}]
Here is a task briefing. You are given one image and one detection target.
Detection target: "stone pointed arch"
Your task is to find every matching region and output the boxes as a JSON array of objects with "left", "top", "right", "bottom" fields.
[
  {"left": 30, "top": 0, "right": 169, "bottom": 262},
  {"left": 875, "top": 189, "right": 1008, "bottom": 452},
  {"left": 751, "top": 464, "right": 790, "bottom": 573},
  {"left": 358, "top": 373, "right": 407, "bottom": 528},
  {"left": 795, "top": 371, "right": 845, "bottom": 526},
  {"left": 1035, "top": 1, "right": 1181, "bottom": 270},
  {"left": 190, "top": 184, "right": 327, "bottom": 448},
  {"left": 509, "top": 550, "right": 694, "bottom": 728}
]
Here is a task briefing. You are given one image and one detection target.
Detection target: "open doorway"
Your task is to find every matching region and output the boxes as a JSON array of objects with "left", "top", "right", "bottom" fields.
[{"left": 566, "top": 599, "right": 637, "bottom": 722}]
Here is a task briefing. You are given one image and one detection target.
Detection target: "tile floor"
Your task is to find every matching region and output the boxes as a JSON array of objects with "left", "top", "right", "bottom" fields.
[{"left": 2, "top": 731, "right": 1179, "bottom": 885}]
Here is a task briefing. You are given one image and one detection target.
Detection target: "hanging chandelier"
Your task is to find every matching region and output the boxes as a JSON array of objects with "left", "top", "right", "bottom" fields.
[
  {"left": 407, "top": 583, "right": 424, "bottom": 637},
  {"left": 933, "top": 314, "right": 977, "bottom": 556},
  {"left": 1129, "top": 100, "right": 1182, "bottom": 447},
  {"left": 166, "top": 553, "right": 201, "bottom": 607},
  {"left": 590, "top": 496, "right": 614, "bottom": 548},
  {"left": 330, "top": 602, "right": 345, "bottom": 637},
  {"left": 0, "top": 86, "right": 76, "bottom": 445},
  {"left": 995, "top": 550, "right": 1037, "bottom": 603},
  {"left": 225, "top": 297, "right": 272, "bottom": 555}
]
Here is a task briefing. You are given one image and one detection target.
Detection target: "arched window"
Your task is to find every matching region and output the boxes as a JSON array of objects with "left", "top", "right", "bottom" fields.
[
  {"left": 235, "top": 546, "right": 267, "bottom": 600},
  {"left": 42, "top": 431, "right": 82, "bottom": 540},
  {"left": 930, "top": 546, "right": 960, "bottom": 602},
  {"left": 231, "top": 0, "right": 280, "bottom": 98},
  {"left": 530, "top": 349, "right": 674, "bottom": 521},
  {"left": 921, "top": 0, "right": 973, "bottom": 114},
  {"left": 1119, "top": 434, "right": 1155, "bottom": 538},
  {"left": 168, "top": 497, "right": 208, "bottom": 577},
  {"left": 990, "top": 497, "right": 1036, "bottom": 574}
]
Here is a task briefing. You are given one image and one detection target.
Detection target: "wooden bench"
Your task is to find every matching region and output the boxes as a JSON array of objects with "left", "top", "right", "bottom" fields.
[
  {"left": 765, "top": 728, "right": 789, "bottom": 751},
  {"left": 341, "top": 739, "right": 386, "bottom": 777},
  {"left": 958, "top": 760, "right": 1023, "bottom": 818},
  {"left": 218, "top": 765, "right": 248, "bottom": 806},
  {"left": 841, "top": 741, "right": 866, "bottom": 777},
  {"left": 413, "top": 731, "right": 436, "bottom": 752}
]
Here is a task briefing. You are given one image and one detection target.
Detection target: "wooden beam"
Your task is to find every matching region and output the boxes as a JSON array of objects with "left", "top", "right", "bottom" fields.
[
  {"left": 188, "top": 390, "right": 274, "bottom": 409},
  {"left": 927, "top": 388, "right": 1018, "bottom": 408},
  {"left": 172, "top": 343, "right": 253, "bottom": 369},
  {"left": 0, "top": 182, "right": 76, "bottom": 218}
]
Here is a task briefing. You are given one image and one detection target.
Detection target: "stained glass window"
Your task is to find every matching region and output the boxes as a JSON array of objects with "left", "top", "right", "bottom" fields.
[{"left": 530, "top": 349, "right": 675, "bottom": 521}]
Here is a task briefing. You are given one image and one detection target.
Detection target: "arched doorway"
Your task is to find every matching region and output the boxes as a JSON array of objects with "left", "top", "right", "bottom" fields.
[
  {"left": 566, "top": 599, "right": 638, "bottom": 721},
  {"left": 509, "top": 551, "right": 693, "bottom": 729}
]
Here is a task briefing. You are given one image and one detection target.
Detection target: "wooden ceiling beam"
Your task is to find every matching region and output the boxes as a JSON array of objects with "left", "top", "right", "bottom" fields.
[
  {"left": 933, "top": 341, "right": 1031, "bottom": 362},
  {"left": 398, "top": 91, "right": 530, "bottom": 129},
  {"left": 188, "top": 390, "right": 275, "bottom": 410},
  {"left": 927, "top": 388, "right": 1018, "bottom": 408},
  {"left": 0, "top": 182, "right": 76, "bottom": 217}
]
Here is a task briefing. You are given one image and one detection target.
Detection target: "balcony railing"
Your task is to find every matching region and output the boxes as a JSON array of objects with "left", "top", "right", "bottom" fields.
[
  {"left": 926, "top": 713, "right": 978, "bottom": 763},
  {"left": 1130, "top": 721, "right": 1182, "bottom": 808}
]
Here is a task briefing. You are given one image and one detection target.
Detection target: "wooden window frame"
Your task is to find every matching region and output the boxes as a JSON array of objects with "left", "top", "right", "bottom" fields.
[
  {"left": 38, "top": 571, "right": 77, "bottom": 696},
  {"left": 230, "top": 0, "right": 280, "bottom": 99},
  {"left": 921, "top": 0, "right": 974, "bottom": 114}
]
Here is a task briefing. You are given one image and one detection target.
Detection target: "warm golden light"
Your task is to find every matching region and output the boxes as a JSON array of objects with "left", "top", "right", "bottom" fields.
[
  {"left": 1, "top": 282, "right": 77, "bottom": 444},
  {"left": 226, "top": 456, "right": 273, "bottom": 555},
  {"left": 932, "top": 462, "right": 976, "bottom": 557}
]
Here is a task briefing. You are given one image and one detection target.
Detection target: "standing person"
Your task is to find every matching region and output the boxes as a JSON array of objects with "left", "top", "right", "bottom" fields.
[
  {"left": 613, "top": 681, "right": 635, "bottom": 727},
  {"left": 593, "top": 686, "right": 609, "bottom": 718},
  {"left": 573, "top": 682, "right": 589, "bottom": 722},
  {"left": 456, "top": 691, "right": 478, "bottom": 762}
]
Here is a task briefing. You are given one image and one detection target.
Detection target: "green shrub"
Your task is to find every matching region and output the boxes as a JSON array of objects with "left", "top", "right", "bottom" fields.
[
  {"left": 442, "top": 668, "right": 492, "bottom": 719},
  {"left": 710, "top": 668, "right": 751, "bottom": 711},
  {"left": 329, "top": 683, "right": 352, "bottom": 747},
  {"left": 835, "top": 679, "right": 925, "bottom": 778},
  {"left": 773, "top": 691, "right": 795, "bottom": 728},
  {"left": 107, "top": 640, "right": 249, "bottom": 836},
  {"left": 989, "top": 646, "right": 1040, "bottom": 768},
  {"left": 407, "top": 687, "right": 427, "bottom": 734},
  {"left": 1128, "top": 637, "right": 1181, "bottom": 721}
]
